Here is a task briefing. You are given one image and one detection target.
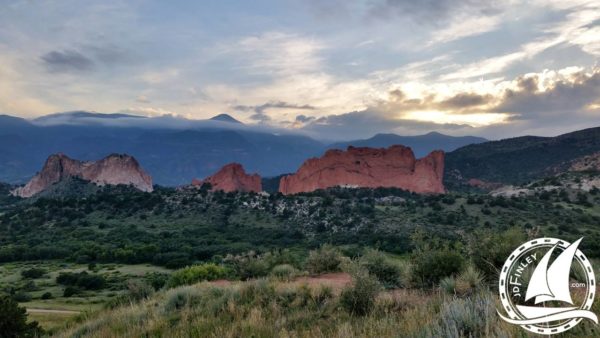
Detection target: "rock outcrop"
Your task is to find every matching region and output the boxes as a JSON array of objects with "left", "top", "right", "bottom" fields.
[
  {"left": 279, "top": 146, "right": 445, "bottom": 195},
  {"left": 12, "top": 153, "right": 153, "bottom": 198},
  {"left": 192, "top": 163, "right": 261, "bottom": 193}
]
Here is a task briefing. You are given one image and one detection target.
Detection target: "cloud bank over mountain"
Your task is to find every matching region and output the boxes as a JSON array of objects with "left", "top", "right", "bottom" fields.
[{"left": 0, "top": 0, "right": 598, "bottom": 140}]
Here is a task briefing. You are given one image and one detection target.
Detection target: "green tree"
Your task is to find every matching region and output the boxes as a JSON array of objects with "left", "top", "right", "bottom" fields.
[{"left": 0, "top": 295, "right": 42, "bottom": 338}]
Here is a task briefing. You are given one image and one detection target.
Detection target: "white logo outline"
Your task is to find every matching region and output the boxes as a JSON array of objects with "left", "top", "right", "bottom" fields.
[{"left": 498, "top": 237, "right": 597, "bottom": 335}]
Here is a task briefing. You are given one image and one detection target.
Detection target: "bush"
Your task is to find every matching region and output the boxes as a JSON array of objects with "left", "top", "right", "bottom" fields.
[
  {"left": 167, "top": 264, "right": 228, "bottom": 288},
  {"left": 270, "top": 264, "right": 297, "bottom": 281},
  {"left": 20, "top": 268, "right": 46, "bottom": 279},
  {"left": 340, "top": 265, "right": 381, "bottom": 316},
  {"left": 306, "top": 245, "right": 343, "bottom": 275},
  {"left": 359, "top": 249, "right": 405, "bottom": 288},
  {"left": 0, "top": 296, "right": 42, "bottom": 337},
  {"left": 440, "top": 276, "right": 457, "bottom": 295},
  {"left": 468, "top": 228, "right": 526, "bottom": 279},
  {"left": 425, "top": 292, "right": 508, "bottom": 337},
  {"left": 224, "top": 252, "right": 270, "bottom": 280},
  {"left": 56, "top": 271, "right": 106, "bottom": 290},
  {"left": 224, "top": 250, "right": 302, "bottom": 280},
  {"left": 41, "top": 292, "right": 53, "bottom": 300},
  {"left": 412, "top": 249, "right": 465, "bottom": 287},
  {"left": 63, "top": 287, "right": 78, "bottom": 297},
  {"left": 126, "top": 280, "right": 155, "bottom": 301},
  {"left": 146, "top": 272, "right": 169, "bottom": 291},
  {"left": 455, "top": 266, "right": 484, "bottom": 296},
  {"left": 164, "top": 287, "right": 204, "bottom": 311},
  {"left": 11, "top": 292, "right": 31, "bottom": 302}
]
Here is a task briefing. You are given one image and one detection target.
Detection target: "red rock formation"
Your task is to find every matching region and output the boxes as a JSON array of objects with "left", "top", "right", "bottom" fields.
[
  {"left": 12, "top": 153, "right": 153, "bottom": 198},
  {"left": 192, "top": 163, "right": 261, "bottom": 193},
  {"left": 279, "top": 146, "right": 445, "bottom": 195}
]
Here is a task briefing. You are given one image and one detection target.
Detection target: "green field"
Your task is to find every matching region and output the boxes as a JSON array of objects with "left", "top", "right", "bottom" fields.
[{"left": 0, "top": 261, "right": 171, "bottom": 332}]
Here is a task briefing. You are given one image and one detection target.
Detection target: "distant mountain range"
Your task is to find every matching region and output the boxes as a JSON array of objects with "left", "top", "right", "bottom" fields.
[
  {"left": 329, "top": 132, "right": 487, "bottom": 158},
  {"left": 0, "top": 111, "right": 491, "bottom": 186},
  {"left": 1, "top": 111, "right": 599, "bottom": 190}
]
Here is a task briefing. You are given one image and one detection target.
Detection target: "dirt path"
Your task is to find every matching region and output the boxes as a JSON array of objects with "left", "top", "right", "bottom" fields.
[{"left": 27, "top": 308, "right": 81, "bottom": 315}]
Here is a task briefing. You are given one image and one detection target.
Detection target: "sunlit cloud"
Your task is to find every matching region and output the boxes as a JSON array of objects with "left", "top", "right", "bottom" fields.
[{"left": 402, "top": 111, "right": 511, "bottom": 127}]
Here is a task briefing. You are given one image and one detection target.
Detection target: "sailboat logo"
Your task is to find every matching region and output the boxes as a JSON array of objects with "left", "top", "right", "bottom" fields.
[{"left": 498, "top": 237, "right": 597, "bottom": 335}]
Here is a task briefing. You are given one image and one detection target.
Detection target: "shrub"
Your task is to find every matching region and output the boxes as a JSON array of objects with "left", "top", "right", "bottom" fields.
[
  {"left": 11, "top": 292, "right": 31, "bottom": 302},
  {"left": 412, "top": 248, "right": 464, "bottom": 287},
  {"left": 146, "top": 272, "right": 169, "bottom": 291},
  {"left": 223, "top": 251, "right": 269, "bottom": 280},
  {"left": 20, "top": 268, "right": 46, "bottom": 279},
  {"left": 455, "top": 266, "right": 484, "bottom": 296},
  {"left": 425, "top": 292, "right": 508, "bottom": 337},
  {"left": 270, "top": 264, "right": 297, "bottom": 281},
  {"left": 56, "top": 271, "right": 106, "bottom": 290},
  {"left": 0, "top": 296, "right": 42, "bottom": 337},
  {"left": 306, "top": 245, "right": 343, "bottom": 275},
  {"left": 468, "top": 228, "right": 526, "bottom": 279},
  {"left": 126, "top": 280, "right": 155, "bottom": 301},
  {"left": 340, "top": 265, "right": 381, "bottom": 316},
  {"left": 440, "top": 276, "right": 457, "bottom": 295},
  {"left": 63, "top": 287, "right": 78, "bottom": 297},
  {"left": 41, "top": 292, "right": 53, "bottom": 300},
  {"left": 359, "top": 249, "right": 405, "bottom": 288},
  {"left": 167, "top": 263, "right": 228, "bottom": 288},
  {"left": 107, "top": 279, "right": 156, "bottom": 309},
  {"left": 164, "top": 287, "right": 204, "bottom": 311}
]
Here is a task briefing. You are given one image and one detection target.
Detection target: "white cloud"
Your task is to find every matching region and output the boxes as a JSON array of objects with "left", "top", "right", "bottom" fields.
[
  {"left": 231, "top": 32, "right": 325, "bottom": 76},
  {"left": 428, "top": 14, "right": 503, "bottom": 45},
  {"left": 140, "top": 68, "right": 180, "bottom": 84},
  {"left": 440, "top": 2, "right": 600, "bottom": 80}
]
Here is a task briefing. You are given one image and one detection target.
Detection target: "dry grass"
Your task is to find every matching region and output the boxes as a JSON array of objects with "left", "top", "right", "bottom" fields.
[{"left": 54, "top": 277, "right": 533, "bottom": 338}]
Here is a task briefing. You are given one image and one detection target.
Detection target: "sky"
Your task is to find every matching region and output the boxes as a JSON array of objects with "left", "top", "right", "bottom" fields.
[{"left": 0, "top": 0, "right": 599, "bottom": 140}]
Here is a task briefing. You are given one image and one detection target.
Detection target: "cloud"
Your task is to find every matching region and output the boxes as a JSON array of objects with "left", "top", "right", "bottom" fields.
[
  {"left": 140, "top": 68, "right": 180, "bottom": 84},
  {"left": 368, "top": 0, "right": 502, "bottom": 23},
  {"left": 249, "top": 113, "right": 272, "bottom": 123},
  {"left": 428, "top": 14, "right": 503, "bottom": 45},
  {"left": 41, "top": 50, "right": 94, "bottom": 72},
  {"left": 136, "top": 95, "right": 150, "bottom": 104},
  {"left": 441, "top": 2, "right": 600, "bottom": 80},
  {"left": 240, "top": 32, "right": 324, "bottom": 75},
  {"left": 296, "top": 66, "right": 600, "bottom": 140},
  {"left": 235, "top": 101, "right": 316, "bottom": 115},
  {"left": 235, "top": 101, "right": 316, "bottom": 124},
  {"left": 295, "top": 114, "right": 315, "bottom": 123},
  {"left": 497, "top": 68, "right": 600, "bottom": 118},
  {"left": 299, "top": 109, "right": 475, "bottom": 140},
  {"left": 438, "top": 93, "right": 493, "bottom": 109}
]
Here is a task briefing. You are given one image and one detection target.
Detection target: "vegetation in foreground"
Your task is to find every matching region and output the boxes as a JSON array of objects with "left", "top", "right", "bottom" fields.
[{"left": 53, "top": 255, "right": 600, "bottom": 338}]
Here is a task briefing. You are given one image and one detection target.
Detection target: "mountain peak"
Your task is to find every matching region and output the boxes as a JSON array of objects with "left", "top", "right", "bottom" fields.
[{"left": 210, "top": 114, "right": 242, "bottom": 124}]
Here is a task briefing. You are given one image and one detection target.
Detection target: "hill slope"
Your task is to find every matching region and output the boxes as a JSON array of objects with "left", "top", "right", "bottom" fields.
[{"left": 445, "top": 126, "right": 600, "bottom": 185}]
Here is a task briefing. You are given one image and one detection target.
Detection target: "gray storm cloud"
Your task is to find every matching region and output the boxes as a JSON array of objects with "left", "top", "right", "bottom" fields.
[{"left": 41, "top": 50, "right": 94, "bottom": 73}]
